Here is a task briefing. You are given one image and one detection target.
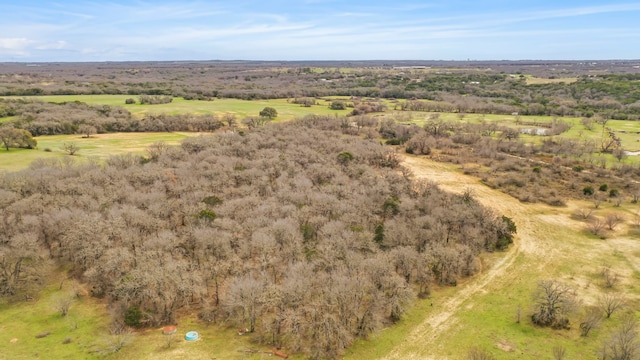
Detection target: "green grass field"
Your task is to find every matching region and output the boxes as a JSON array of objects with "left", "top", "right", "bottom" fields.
[
  {"left": 0, "top": 132, "right": 197, "bottom": 172},
  {"left": 0, "top": 271, "right": 108, "bottom": 360},
  {"left": 0, "top": 272, "right": 300, "bottom": 360},
  {"left": 17, "top": 95, "right": 351, "bottom": 120}
]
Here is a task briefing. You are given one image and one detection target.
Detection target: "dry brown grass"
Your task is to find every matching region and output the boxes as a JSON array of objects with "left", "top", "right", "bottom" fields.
[{"left": 525, "top": 77, "right": 578, "bottom": 85}]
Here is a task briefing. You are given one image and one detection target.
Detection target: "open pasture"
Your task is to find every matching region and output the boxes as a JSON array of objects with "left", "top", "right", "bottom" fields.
[
  {"left": 0, "top": 132, "right": 195, "bottom": 172},
  {"left": 24, "top": 95, "right": 351, "bottom": 119},
  {"left": 0, "top": 275, "right": 296, "bottom": 360}
]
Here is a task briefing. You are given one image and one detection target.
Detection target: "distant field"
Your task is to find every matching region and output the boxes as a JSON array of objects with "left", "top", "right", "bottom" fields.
[
  {"left": 406, "top": 112, "right": 640, "bottom": 163},
  {"left": 3, "top": 96, "right": 640, "bottom": 171},
  {"left": 18, "top": 95, "right": 351, "bottom": 119},
  {"left": 0, "top": 132, "right": 197, "bottom": 172},
  {"left": 524, "top": 76, "right": 579, "bottom": 85}
]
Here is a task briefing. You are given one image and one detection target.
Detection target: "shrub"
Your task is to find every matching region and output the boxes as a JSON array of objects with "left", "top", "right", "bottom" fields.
[
  {"left": 609, "top": 189, "right": 619, "bottom": 197},
  {"left": 202, "top": 195, "right": 223, "bottom": 206},
  {"left": 300, "top": 224, "right": 315, "bottom": 241},
  {"left": 373, "top": 223, "right": 385, "bottom": 245},
  {"left": 385, "top": 138, "right": 404, "bottom": 145},
  {"left": 124, "top": 306, "right": 142, "bottom": 327},
  {"left": 198, "top": 209, "right": 217, "bottom": 222},
  {"left": 583, "top": 186, "right": 594, "bottom": 196},
  {"left": 259, "top": 107, "right": 278, "bottom": 119},
  {"left": 337, "top": 151, "right": 354, "bottom": 165},
  {"left": 599, "top": 184, "right": 608, "bottom": 192},
  {"left": 329, "top": 101, "right": 346, "bottom": 110}
]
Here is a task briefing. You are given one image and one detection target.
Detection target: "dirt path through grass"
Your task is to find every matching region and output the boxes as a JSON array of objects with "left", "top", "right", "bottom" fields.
[{"left": 381, "top": 155, "right": 563, "bottom": 360}]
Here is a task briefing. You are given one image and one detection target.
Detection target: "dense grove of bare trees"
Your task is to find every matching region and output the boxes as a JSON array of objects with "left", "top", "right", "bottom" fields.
[
  {"left": 0, "top": 117, "right": 514, "bottom": 358},
  {"left": 0, "top": 99, "right": 223, "bottom": 135}
]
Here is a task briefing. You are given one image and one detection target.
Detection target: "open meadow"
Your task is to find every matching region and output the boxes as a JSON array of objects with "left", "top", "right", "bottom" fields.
[
  {"left": 25, "top": 95, "right": 351, "bottom": 120},
  {"left": 0, "top": 275, "right": 301, "bottom": 360},
  {"left": 0, "top": 132, "right": 196, "bottom": 172}
]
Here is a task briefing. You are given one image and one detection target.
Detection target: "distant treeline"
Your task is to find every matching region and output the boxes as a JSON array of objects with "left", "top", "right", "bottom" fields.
[{"left": 1, "top": 63, "right": 640, "bottom": 119}]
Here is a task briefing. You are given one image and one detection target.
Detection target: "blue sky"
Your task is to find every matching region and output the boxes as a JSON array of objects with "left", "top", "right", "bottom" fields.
[{"left": 1, "top": 0, "right": 639, "bottom": 61}]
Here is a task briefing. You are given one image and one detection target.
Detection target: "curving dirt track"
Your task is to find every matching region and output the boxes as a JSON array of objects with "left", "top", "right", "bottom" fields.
[{"left": 380, "top": 156, "right": 560, "bottom": 360}]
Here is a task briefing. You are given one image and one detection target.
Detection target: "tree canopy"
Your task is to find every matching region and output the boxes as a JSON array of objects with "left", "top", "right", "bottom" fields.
[
  {"left": 259, "top": 106, "right": 278, "bottom": 119},
  {"left": 0, "top": 127, "right": 37, "bottom": 151}
]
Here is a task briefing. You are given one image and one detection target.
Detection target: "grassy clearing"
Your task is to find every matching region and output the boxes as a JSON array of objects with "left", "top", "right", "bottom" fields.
[
  {"left": 0, "top": 271, "right": 300, "bottom": 360},
  {"left": 0, "top": 272, "right": 108, "bottom": 360},
  {"left": 112, "top": 319, "right": 303, "bottom": 360},
  {"left": 0, "top": 132, "right": 195, "bottom": 172},
  {"left": 0, "top": 115, "right": 16, "bottom": 124},
  {"left": 524, "top": 76, "right": 579, "bottom": 85},
  {"left": 14, "top": 95, "right": 351, "bottom": 119}
]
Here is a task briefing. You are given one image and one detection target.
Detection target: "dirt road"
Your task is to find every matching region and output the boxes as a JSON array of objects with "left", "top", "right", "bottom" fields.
[{"left": 380, "top": 156, "right": 563, "bottom": 360}]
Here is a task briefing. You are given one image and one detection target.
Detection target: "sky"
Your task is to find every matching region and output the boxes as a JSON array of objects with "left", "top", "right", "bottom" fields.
[{"left": 1, "top": 0, "right": 639, "bottom": 62}]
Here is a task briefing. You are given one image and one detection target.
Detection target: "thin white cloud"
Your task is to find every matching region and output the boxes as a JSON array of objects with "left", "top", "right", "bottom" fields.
[
  {"left": 0, "top": 38, "right": 34, "bottom": 56},
  {"left": 35, "top": 41, "right": 68, "bottom": 50},
  {"left": 335, "top": 12, "right": 375, "bottom": 17},
  {"left": 435, "top": 3, "right": 640, "bottom": 29},
  {"left": 103, "top": 2, "right": 230, "bottom": 23},
  {"left": 531, "top": 3, "right": 640, "bottom": 19}
]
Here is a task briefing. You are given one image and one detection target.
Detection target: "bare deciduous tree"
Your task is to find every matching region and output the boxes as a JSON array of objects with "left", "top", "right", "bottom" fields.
[
  {"left": 222, "top": 113, "right": 237, "bottom": 128},
  {"left": 467, "top": 346, "right": 496, "bottom": 360},
  {"left": 575, "top": 208, "right": 594, "bottom": 220},
  {"left": 599, "top": 293, "right": 625, "bottom": 318},
  {"left": 54, "top": 293, "right": 75, "bottom": 317},
  {"left": 146, "top": 141, "right": 168, "bottom": 162},
  {"left": 61, "top": 142, "right": 80, "bottom": 155},
  {"left": 552, "top": 345, "right": 567, "bottom": 360},
  {"left": 531, "top": 280, "right": 577, "bottom": 329},
  {"left": 579, "top": 307, "right": 602, "bottom": 337},
  {"left": 600, "top": 316, "right": 640, "bottom": 360},
  {"left": 98, "top": 328, "right": 133, "bottom": 355},
  {"left": 225, "top": 276, "right": 264, "bottom": 333},
  {"left": 593, "top": 194, "right": 604, "bottom": 209},
  {"left": 78, "top": 124, "right": 97, "bottom": 138},
  {"left": 605, "top": 213, "right": 624, "bottom": 231},
  {"left": 588, "top": 218, "right": 607, "bottom": 237},
  {"left": 602, "top": 266, "right": 620, "bottom": 288}
]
